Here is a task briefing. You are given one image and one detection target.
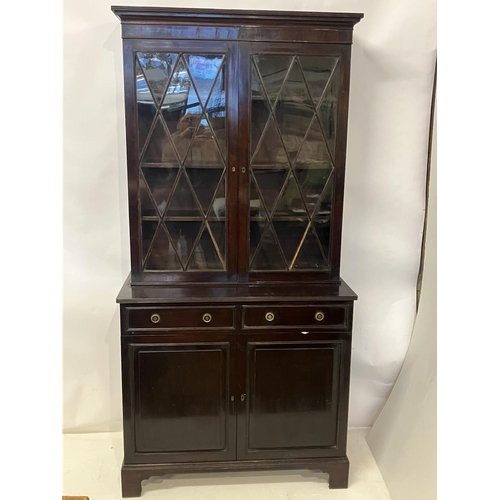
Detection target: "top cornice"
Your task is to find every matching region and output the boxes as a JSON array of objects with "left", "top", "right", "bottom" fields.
[{"left": 111, "top": 6, "right": 364, "bottom": 29}]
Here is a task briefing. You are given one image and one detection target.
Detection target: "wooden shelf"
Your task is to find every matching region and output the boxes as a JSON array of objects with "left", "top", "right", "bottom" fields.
[{"left": 141, "top": 163, "right": 226, "bottom": 169}]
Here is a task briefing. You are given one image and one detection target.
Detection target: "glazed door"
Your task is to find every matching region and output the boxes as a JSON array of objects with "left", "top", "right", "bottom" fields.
[
  {"left": 237, "top": 333, "right": 350, "bottom": 460},
  {"left": 123, "top": 336, "right": 237, "bottom": 463},
  {"left": 238, "top": 43, "right": 351, "bottom": 282},
  {"left": 124, "top": 40, "right": 239, "bottom": 283}
]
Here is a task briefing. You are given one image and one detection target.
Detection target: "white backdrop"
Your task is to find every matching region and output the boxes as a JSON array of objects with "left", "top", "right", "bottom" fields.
[
  {"left": 63, "top": 0, "right": 436, "bottom": 431},
  {"left": 367, "top": 93, "right": 437, "bottom": 500}
]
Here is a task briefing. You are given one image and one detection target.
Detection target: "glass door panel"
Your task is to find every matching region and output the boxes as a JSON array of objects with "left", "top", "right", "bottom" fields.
[
  {"left": 248, "top": 54, "right": 340, "bottom": 272},
  {"left": 136, "top": 52, "right": 228, "bottom": 272}
]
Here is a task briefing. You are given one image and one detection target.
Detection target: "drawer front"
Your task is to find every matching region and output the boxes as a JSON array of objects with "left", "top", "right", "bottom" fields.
[
  {"left": 126, "top": 306, "right": 235, "bottom": 331},
  {"left": 242, "top": 304, "right": 350, "bottom": 330}
]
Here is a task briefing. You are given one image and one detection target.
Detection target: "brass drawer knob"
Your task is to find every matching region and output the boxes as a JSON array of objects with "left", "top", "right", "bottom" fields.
[
  {"left": 265, "top": 312, "right": 275, "bottom": 322},
  {"left": 202, "top": 313, "right": 212, "bottom": 323},
  {"left": 315, "top": 311, "right": 325, "bottom": 322},
  {"left": 150, "top": 313, "right": 161, "bottom": 324}
]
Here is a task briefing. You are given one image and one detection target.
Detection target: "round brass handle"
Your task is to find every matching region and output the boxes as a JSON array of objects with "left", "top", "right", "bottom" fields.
[
  {"left": 315, "top": 311, "right": 325, "bottom": 322},
  {"left": 265, "top": 312, "right": 275, "bottom": 322},
  {"left": 150, "top": 313, "right": 161, "bottom": 324},
  {"left": 202, "top": 313, "right": 212, "bottom": 323}
]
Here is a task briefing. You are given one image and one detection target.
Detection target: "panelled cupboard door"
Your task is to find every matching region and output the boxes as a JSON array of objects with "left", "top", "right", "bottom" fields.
[
  {"left": 123, "top": 338, "right": 237, "bottom": 463},
  {"left": 240, "top": 43, "right": 351, "bottom": 281},
  {"left": 124, "top": 40, "right": 239, "bottom": 284},
  {"left": 237, "top": 334, "right": 351, "bottom": 460}
]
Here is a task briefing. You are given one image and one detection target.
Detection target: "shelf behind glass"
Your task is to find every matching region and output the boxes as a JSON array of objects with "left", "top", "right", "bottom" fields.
[
  {"left": 141, "top": 162, "right": 224, "bottom": 169},
  {"left": 141, "top": 216, "right": 226, "bottom": 221}
]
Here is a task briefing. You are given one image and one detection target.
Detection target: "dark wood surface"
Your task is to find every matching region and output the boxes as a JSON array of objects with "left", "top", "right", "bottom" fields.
[
  {"left": 113, "top": 7, "right": 362, "bottom": 497},
  {"left": 127, "top": 305, "right": 236, "bottom": 330},
  {"left": 125, "top": 339, "right": 236, "bottom": 464},
  {"left": 111, "top": 6, "right": 363, "bottom": 29},
  {"left": 119, "top": 25, "right": 355, "bottom": 44},
  {"left": 120, "top": 302, "right": 354, "bottom": 495},
  {"left": 242, "top": 304, "right": 350, "bottom": 329},
  {"left": 117, "top": 275, "right": 357, "bottom": 304},
  {"left": 121, "top": 457, "right": 349, "bottom": 497},
  {"left": 237, "top": 335, "right": 349, "bottom": 460},
  {"left": 116, "top": 10, "right": 360, "bottom": 285}
]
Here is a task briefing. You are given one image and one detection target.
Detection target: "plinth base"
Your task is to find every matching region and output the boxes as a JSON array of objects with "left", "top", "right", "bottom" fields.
[{"left": 121, "top": 457, "right": 350, "bottom": 497}]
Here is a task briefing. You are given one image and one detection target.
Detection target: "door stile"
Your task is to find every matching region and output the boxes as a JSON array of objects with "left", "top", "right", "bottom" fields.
[
  {"left": 122, "top": 38, "right": 142, "bottom": 282},
  {"left": 236, "top": 42, "right": 251, "bottom": 280},
  {"left": 236, "top": 334, "right": 249, "bottom": 458},
  {"left": 225, "top": 42, "right": 240, "bottom": 278},
  {"left": 330, "top": 44, "right": 352, "bottom": 280}
]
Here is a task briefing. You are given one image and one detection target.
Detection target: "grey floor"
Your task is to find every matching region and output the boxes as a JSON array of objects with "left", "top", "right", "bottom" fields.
[{"left": 63, "top": 428, "right": 392, "bottom": 499}]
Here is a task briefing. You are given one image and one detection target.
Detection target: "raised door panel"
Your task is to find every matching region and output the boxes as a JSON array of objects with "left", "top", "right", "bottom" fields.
[
  {"left": 237, "top": 335, "right": 350, "bottom": 460},
  {"left": 124, "top": 339, "right": 236, "bottom": 463}
]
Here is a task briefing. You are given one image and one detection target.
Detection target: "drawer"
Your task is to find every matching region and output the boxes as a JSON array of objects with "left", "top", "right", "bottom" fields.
[
  {"left": 242, "top": 304, "right": 350, "bottom": 330},
  {"left": 126, "top": 306, "right": 235, "bottom": 330}
]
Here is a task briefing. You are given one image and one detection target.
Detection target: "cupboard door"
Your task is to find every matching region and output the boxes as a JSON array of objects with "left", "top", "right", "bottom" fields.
[
  {"left": 124, "top": 40, "right": 239, "bottom": 283},
  {"left": 237, "top": 334, "right": 350, "bottom": 460},
  {"left": 240, "top": 43, "right": 351, "bottom": 281},
  {"left": 123, "top": 338, "right": 236, "bottom": 463}
]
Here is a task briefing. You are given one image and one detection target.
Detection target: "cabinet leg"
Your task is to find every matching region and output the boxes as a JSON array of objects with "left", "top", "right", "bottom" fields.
[
  {"left": 326, "top": 459, "right": 349, "bottom": 489},
  {"left": 121, "top": 468, "right": 143, "bottom": 498}
]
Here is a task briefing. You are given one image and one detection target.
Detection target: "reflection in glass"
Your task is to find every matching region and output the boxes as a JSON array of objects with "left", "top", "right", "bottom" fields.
[
  {"left": 294, "top": 227, "right": 327, "bottom": 269},
  {"left": 139, "top": 176, "right": 157, "bottom": 218},
  {"left": 136, "top": 66, "right": 156, "bottom": 155},
  {"left": 253, "top": 170, "right": 287, "bottom": 214},
  {"left": 140, "top": 167, "right": 179, "bottom": 217},
  {"left": 136, "top": 52, "right": 227, "bottom": 272},
  {"left": 137, "top": 53, "right": 178, "bottom": 105},
  {"left": 295, "top": 117, "right": 332, "bottom": 166},
  {"left": 249, "top": 220, "right": 265, "bottom": 263},
  {"left": 144, "top": 223, "right": 182, "bottom": 271},
  {"left": 295, "top": 167, "right": 331, "bottom": 215},
  {"left": 165, "top": 221, "right": 203, "bottom": 268},
  {"left": 314, "top": 216, "right": 331, "bottom": 260},
  {"left": 165, "top": 171, "right": 202, "bottom": 218},
  {"left": 210, "top": 221, "right": 226, "bottom": 262},
  {"left": 274, "top": 176, "right": 307, "bottom": 217},
  {"left": 317, "top": 61, "right": 340, "bottom": 157},
  {"left": 251, "top": 225, "right": 287, "bottom": 271},
  {"left": 254, "top": 55, "right": 292, "bottom": 105},
  {"left": 275, "top": 59, "right": 315, "bottom": 157},
  {"left": 300, "top": 56, "right": 338, "bottom": 106},
  {"left": 252, "top": 117, "right": 288, "bottom": 166},
  {"left": 187, "top": 224, "right": 224, "bottom": 270},
  {"left": 186, "top": 168, "right": 224, "bottom": 215},
  {"left": 273, "top": 220, "right": 309, "bottom": 267},
  {"left": 142, "top": 117, "right": 173, "bottom": 164},
  {"left": 159, "top": 55, "right": 226, "bottom": 164},
  {"left": 249, "top": 54, "right": 339, "bottom": 271},
  {"left": 313, "top": 176, "right": 333, "bottom": 259},
  {"left": 141, "top": 220, "right": 158, "bottom": 264}
]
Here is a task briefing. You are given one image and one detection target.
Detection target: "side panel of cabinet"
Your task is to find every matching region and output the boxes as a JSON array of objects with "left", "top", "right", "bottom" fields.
[
  {"left": 122, "top": 334, "right": 237, "bottom": 463},
  {"left": 237, "top": 332, "right": 351, "bottom": 460}
]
